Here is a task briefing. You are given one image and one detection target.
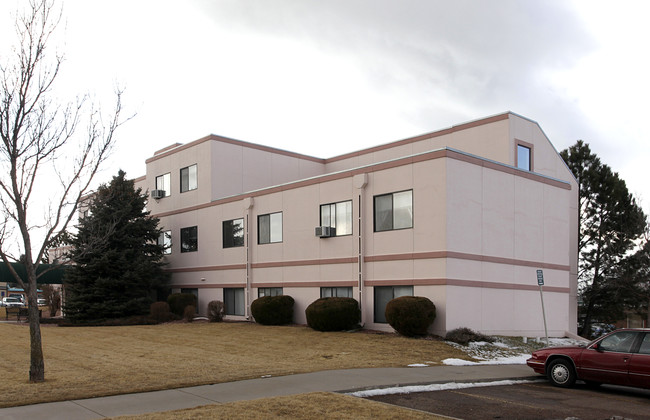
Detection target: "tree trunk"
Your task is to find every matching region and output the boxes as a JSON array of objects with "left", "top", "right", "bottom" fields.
[{"left": 27, "top": 272, "right": 45, "bottom": 382}]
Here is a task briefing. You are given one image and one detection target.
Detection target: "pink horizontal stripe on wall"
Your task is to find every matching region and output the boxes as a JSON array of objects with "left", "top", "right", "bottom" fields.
[
  {"left": 365, "top": 251, "right": 570, "bottom": 271},
  {"left": 164, "top": 251, "right": 569, "bottom": 274},
  {"left": 166, "top": 264, "right": 246, "bottom": 273},
  {"left": 252, "top": 257, "right": 357, "bottom": 269},
  {"left": 169, "top": 281, "right": 356, "bottom": 289},
  {"left": 364, "top": 278, "right": 570, "bottom": 293},
  {"left": 252, "top": 281, "right": 356, "bottom": 288},
  {"left": 171, "top": 278, "right": 569, "bottom": 293}
]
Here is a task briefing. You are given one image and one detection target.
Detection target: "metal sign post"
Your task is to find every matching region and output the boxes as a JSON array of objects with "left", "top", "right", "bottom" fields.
[{"left": 537, "top": 269, "right": 549, "bottom": 346}]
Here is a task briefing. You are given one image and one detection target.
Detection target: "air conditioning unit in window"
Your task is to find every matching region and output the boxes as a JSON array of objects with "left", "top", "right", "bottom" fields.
[
  {"left": 151, "top": 190, "right": 166, "bottom": 199},
  {"left": 315, "top": 226, "right": 335, "bottom": 238}
]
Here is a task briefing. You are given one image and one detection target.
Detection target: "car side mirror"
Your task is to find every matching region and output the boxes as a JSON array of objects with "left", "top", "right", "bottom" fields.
[{"left": 592, "top": 342, "right": 603, "bottom": 352}]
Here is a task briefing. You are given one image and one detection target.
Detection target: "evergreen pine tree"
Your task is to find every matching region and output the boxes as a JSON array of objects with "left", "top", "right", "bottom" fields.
[
  {"left": 560, "top": 141, "right": 647, "bottom": 335},
  {"left": 64, "top": 170, "right": 169, "bottom": 322}
]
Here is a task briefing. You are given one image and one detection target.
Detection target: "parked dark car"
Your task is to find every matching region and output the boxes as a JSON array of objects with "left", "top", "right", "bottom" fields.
[{"left": 527, "top": 328, "right": 650, "bottom": 389}]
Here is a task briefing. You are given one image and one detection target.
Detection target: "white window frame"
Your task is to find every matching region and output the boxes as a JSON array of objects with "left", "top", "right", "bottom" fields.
[
  {"left": 180, "top": 164, "right": 198, "bottom": 193},
  {"left": 155, "top": 173, "right": 171, "bottom": 197},
  {"left": 373, "top": 190, "right": 413, "bottom": 232},
  {"left": 258, "top": 212, "right": 282, "bottom": 244},
  {"left": 320, "top": 200, "right": 352, "bottom": 236}
]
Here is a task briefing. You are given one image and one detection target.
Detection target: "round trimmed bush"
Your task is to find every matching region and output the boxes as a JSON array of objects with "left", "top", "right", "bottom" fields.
[
  {"left": 207, "top": 300, "right": 225, "bottom": 322},
  {"left": 183, "top": 305, "right": 196, "bottom": 322},
  {"left": 167, "top": 293, "right": 197, "bottom": 317},
  {"left": 306, "top": 297, "right": 360, "bottom": 332},
  {"left": 150, "top": 301, "right": 172, "bottom": 323},
  {"left": 251, "top": 295, "right": 294, "bottom": 325},
  {"left": 385, "top": 296, "right": 436, "bottom": 337}
]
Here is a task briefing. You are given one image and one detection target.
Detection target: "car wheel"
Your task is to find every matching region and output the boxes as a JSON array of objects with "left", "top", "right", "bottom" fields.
[{"left": 547, "top": 359, "right": 576, "bottom": 388}]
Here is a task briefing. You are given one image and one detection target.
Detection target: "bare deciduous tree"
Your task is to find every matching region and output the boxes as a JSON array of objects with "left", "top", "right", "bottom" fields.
[{"left": 0, "top": 0, "right": 128, "bottom": 382}]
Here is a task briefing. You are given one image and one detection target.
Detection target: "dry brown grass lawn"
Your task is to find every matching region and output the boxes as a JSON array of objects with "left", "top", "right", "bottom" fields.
[
  {"left": 109, "top": 392, "right": 447, "bottom": 420},
  {"left": 0, "top": 321, "right": 471, "bottom": 408}
]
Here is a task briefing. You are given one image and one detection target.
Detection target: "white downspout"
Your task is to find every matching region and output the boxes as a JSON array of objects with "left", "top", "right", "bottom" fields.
[
  {"left": 353, "top": 174, "right": 368, "bottom": 325},
  {"left": 243, "top": 197, "right": 254, "bottom": 320}
]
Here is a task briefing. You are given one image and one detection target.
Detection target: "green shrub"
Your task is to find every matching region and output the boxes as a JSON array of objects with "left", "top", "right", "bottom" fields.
[
  {"left": 150, "top": 301, "right": 172, "bottom": 323},
  {"left": 445, "top": 327, "right": 494, "bottom": 345},
  {"left": 183, "top": 305, "right": 196, "bottom": 322},
  {"left": 251, "top": 295, "right": 294, "bottom": 325},
  {"left": 305, "top": 297, "right": 360, "bottom": 332},
  {"left": 167, "top": 293, "right": 197, "bottom": 317},
  {"left": 207, "top": 300, "right": 225, "bottom": 322},
  {"left": 385, "top": 296, "right": 436, "bottom": 337}
]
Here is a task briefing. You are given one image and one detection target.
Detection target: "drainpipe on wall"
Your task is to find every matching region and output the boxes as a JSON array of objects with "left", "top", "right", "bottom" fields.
[
  {"left": 353, "top": 173, "right": 368, "bottom": 325},
  {"left": 243, "top": 197, "right": 254, "bottom": 320}
]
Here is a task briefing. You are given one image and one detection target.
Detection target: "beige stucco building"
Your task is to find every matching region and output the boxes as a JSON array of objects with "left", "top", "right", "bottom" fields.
[{"left": 135, "top": 112, "right": 578, "bottom": 336}]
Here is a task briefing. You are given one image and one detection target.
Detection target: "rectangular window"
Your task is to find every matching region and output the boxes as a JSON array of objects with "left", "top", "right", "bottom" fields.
[
  {"left": 180, "top": 226, "right": 198, "bottom": 253},
  {"left": 158, "top": 230, "right": 172, "bottom": 254},
  {"left": 224, "top": 288, "right": 245, "bottom": 316},
  {"left": 180, "top": 164, "right": 198, "bottom": 193},
  {"left": 223, "top": 218, "right": 244, "bottom": 248},
  {"left": 258, "top": 212, "right": 282, "bottom": 244},
  {"left": 155, "top": 173, "right": 171, "bottom": 197},
  {"left": 373, "top": 285, "right": 413, "bottom": 323},
  {"left": 320, "top": 200, "right": 352, "bottom": 236},
  {"left": 320, "top": 287, "right": 353, "bottom": 298},
  {"left": 258, "top": 287, "right": 283, "bottom": 298},
  {"left": 374, "top": 190, "right": 413, "bottom": 232},
  {"left": 517, "top": 144, "right": 531, "bottom": 171}
]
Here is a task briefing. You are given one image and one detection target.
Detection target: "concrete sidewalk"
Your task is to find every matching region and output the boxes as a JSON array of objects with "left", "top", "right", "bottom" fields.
[{"left": 0, "top": 364, "right": 536, "bottom": 420}]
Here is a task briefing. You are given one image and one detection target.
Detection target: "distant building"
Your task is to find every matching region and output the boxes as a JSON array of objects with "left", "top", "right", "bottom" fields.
[{"left": 133, "top": 112, "right": 578, "bottom": 336}]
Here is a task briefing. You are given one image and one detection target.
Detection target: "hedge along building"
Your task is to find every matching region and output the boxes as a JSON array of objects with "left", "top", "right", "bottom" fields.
[{"left": 134, "top": 112, "right": 578, "bottom": 336}]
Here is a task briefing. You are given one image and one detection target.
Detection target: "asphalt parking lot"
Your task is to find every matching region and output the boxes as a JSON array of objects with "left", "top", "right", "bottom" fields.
[{"left": 367, "top": 381, "right": 650, "bottom": 420}]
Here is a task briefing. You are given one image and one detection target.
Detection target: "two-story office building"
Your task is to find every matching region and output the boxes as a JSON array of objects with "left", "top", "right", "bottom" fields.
[{"left": 134, "top": 112, "right": 578, "bottom": 336}]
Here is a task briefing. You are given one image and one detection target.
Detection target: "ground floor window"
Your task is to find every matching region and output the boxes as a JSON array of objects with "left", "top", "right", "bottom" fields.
[
  {"left": 224, "top": 288, "right": 245, "bottom": 316},
  {"left": 258, "top": 287, "right": 283, "bottom": 298},
  {"left": 373, "top": 285, "right": 413, "bottom": 323},
  {"left": 320, "top": 287, "right": 353, "bottom": 298}
]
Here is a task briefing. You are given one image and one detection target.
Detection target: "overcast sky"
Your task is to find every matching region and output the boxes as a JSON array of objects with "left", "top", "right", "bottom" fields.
[{"left": 2, "top": 0, "right": 649, "bottom": 214}]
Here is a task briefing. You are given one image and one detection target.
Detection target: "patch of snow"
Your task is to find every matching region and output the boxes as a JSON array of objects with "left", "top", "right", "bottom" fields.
[
  {"left": 348, "top": 379, "right": 539, "bottom": 397},
  {"left": 407, "top": 363, "right": 429, "bottom": 367},
  {"left": 443, "top": 354, "right": 530, "bottom": 366}
]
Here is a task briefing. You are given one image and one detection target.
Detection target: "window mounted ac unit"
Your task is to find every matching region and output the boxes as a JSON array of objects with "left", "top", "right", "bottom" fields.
[
  {"left": 151, "top": 189, "right": 166, "bottom": 199},
  {"left": 315, "top": 226, "right": 335, "bottom": 238}
]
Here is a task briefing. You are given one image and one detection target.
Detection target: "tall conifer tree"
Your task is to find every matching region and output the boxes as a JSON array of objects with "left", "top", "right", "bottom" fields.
[
  {"left": 561, "top": 141, "right": 647, "bottom": 335},
  {"left": 64, "top": 171, "right": 168, "bottom": 322}
]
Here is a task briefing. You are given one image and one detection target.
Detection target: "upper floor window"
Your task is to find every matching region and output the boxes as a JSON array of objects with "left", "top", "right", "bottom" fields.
[
  {"left": 180, "top": 226, "right": 198, "bottom": 253},
  {"left": 374, "top": 190, "right": 413, "bottom": 232},
  {"left": 180, "top": 164, "right": 197, "bottom": 193},
  {"left": 320, "top": 200, "right": 352, "bottom": 236},
  {"left": 158, "top": 230, "right": 172, "bottom": 254},
  {"left": 155, "top": 173, "right": 171, "bottom": 197},
  {"left": 258, "top": 212, "right": 282, "bottom": 244},
  {"left": 516, "top": 143, "right": 532, "bottom": 171},
  {"left": 223, "top": 218, "right": 244, "bottom": 248}
]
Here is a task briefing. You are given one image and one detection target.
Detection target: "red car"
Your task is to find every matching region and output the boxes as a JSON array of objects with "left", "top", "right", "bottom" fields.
[{"left": 526, "top": 328, "right": 650, "bottom": 388}]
